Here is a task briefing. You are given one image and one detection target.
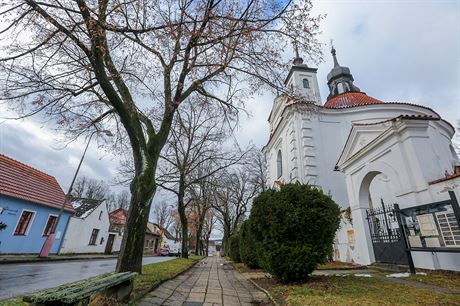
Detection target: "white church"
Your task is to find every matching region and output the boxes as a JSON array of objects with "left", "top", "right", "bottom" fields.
[{"left": 263, "top": 47, "right": 460, "bottom": 271}]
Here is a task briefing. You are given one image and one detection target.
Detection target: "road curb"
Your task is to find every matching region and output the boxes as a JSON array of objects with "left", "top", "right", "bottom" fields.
[
  {"left": 0, "top": 255, "right": 165, "bottom": 265},
  {"left": 225, "top": 259, "right": 278, "bottom": 306},
  {"left": 247, "top": 277, "right": 279, "bottom": 306},
  {"left": 0, "top": 255, "right": 119, "bottom": 265}
]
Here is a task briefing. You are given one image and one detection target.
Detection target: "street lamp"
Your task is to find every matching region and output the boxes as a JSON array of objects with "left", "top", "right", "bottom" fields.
[{"left": 38, "top": 129, "right": 113, "bottom": 257}]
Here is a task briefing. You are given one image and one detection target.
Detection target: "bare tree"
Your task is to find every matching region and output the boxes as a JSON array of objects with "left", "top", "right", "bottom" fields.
[
  {"left": 152, "top": 201, "right": 175, "bottom": 230},
  {"left": 71, "top": 176, "right": 109, "bottom": 200},
  {"left": 106, "top": 190, "right": 131, "bottom": 212},
  {"left": 0, "top": 0, "right": 322, "bottom": 272},
  {"left": 157, "top": 100, "right": 244, "bottom": 258},
  {"left": 245, "top": 146, "right": 268, "bottom": 193},
  {"left": 189, "top": 174, "right": 214, "bottom": 256},
  {"left": 202, "top": 210, "right": 217, "bottom": 256},
  {"left": 212, "top": 168, "right": 258, "bottom": 253}
]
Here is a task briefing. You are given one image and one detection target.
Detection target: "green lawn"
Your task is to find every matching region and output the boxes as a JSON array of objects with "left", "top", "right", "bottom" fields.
[
  {"left": 254, "top": 275, "right": 460, "bottom": 306},
  {"left": 0, "top": 298, "right": 25, "bottom": 306},
  {"left": 0, "top": 256, "right": 204, "bottom": 306}
]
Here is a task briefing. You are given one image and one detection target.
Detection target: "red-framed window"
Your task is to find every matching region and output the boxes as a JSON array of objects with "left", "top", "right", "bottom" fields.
[
  {"left": 43, "top": 215, "right": 58, "bottom": 236},
  {"left": 14, "top": 210, "right": 34, "bottom": 235}
]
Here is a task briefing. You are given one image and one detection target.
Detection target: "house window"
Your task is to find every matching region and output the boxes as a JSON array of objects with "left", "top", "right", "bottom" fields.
[
  {"left": 98, "top": 211, "right": 103, "bottom": 220},
  {"left": 89, "top": 229, "right": 99, "bottom": 245},
  {"left": 14, "top": 210, "right": 35, "bottom": 235},
  {"left": 277, "top": 150, "right": 283, "bottom": 178},
  {"left": 303, "top": 78, "right": 310, "bottom": 88},
  {"left": 43, "top": 215, "right": 58, "bottom": 236},
  {"left": 145, "top": 239, "right": 150, "bottom": 249}
]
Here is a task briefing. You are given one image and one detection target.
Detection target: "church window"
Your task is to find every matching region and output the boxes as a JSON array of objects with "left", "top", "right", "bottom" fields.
[
  {"left": 277, "top": 150, "right": 283, "bottom": 178},
  {"left": 337, "top": 82, "right": 344, "bottom": 94},
  {"left": 303, "top": 78, "right": 310, "bottom": 89}
]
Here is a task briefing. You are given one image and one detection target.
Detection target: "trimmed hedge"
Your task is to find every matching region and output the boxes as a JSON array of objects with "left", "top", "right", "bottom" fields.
[
  {"left": 250, "top": 183, "right": 340, "bottom": 283},
  {"left": 239, "top": 220, "right": 260, "bottom": 269},
  {"left": 228, "top": 234, "right": 241, "bottom": 262}
]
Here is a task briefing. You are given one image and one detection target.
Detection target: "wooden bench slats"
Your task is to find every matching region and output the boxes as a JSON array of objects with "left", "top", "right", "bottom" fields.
[
  {"left": 23, "top": 272, "right": 122, "bottom": 302},
  {"left": 23, "top": 272, "right": 137, "bottom": 303},
  {"left": 61, "top": 273, "right": 136, "bottom": 303}
]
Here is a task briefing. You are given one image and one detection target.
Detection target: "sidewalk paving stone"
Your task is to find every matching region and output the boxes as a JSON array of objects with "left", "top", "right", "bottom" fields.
[{"left": 139, "top": 256, "right": 270, "bottom": 305}]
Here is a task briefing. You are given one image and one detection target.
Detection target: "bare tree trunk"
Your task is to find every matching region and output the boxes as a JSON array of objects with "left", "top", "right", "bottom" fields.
[
  {"left": 222, "top": 221, "right": 231, "bottom": 256},
  {"left": 178, "top": 178, "right": 189, "bottom": 259},
  {"left": 194, "top": 221, "right": 204, "bottom": 255},
  {"left": 116, "top": 168, "right": 156, "bottom": 272}
]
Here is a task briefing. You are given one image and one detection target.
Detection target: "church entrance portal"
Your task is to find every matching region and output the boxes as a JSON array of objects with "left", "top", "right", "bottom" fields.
[
  {"left": 359, "top": 170, "right": 409, "bottom": 266},
  {"left": 366, "top": 201, "right": 408, "bottom": 265}
]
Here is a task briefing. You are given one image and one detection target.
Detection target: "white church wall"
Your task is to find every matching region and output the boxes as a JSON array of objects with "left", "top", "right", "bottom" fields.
[
  {"left": 263, "top": 57, "right": 459, "bottom": 267},
  {"left": 338, "top": 120, "right": 460, "bottom": 269}
]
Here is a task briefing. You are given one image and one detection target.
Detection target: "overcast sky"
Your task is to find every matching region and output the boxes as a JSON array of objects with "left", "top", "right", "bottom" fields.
[{"left": 1, "top": 1, "right": 459, "bottom": 220}]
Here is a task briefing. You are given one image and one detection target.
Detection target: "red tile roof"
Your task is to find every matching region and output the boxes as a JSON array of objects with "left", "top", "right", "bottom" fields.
[
  {"left": 324, "top": 92, "right": 382, "bottom": 108},
  {"left": 109, "top": 208, "right": 128, "bottom": 224},
  {"left": 0, "top": 154, "right": 74, "bottom": 212}
]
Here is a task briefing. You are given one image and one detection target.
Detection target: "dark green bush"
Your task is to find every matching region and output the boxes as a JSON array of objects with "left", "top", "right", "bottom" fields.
[
  {"left": 250, "top": 183, "right": 340, "bottom": 283},
  {"left": 228, "top": 234, "right": 241, "bottom": 262},
  {"left": 239, "top": 220, "right": 260, "bottom": 269}
]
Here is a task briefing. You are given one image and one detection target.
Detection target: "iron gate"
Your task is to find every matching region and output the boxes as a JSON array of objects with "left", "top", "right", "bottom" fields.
[{"left": 366, "top": 201, "right": 409, "bottom": 265}]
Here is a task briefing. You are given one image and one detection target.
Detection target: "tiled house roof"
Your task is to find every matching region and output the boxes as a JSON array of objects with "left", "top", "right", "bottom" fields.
[
  {"left": 109, "top": 208, "right": 128, "bottom": 225},
  {"left": 0, "top": 154, "right": 74, "bottom": 212}
]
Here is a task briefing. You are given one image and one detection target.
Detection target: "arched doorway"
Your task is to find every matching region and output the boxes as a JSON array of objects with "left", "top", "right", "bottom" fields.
[{"left": 357, "top": 169, "right": 408, "bottom": 265}]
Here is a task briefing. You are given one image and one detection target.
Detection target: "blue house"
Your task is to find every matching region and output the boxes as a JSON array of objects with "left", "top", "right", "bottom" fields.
[{"left": 0, "top": 154, "right": 74, "bottom": 254}]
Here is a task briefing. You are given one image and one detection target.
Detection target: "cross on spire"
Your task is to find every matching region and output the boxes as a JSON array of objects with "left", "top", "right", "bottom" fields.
[
  {"left": 331, "top": 40, "right": 340, "bottom": 67},
  {"left": 293, "top": 40, "right": 304, "bottom": 65}
]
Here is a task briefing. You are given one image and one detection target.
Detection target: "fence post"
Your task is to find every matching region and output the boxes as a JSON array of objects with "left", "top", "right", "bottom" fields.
[
  {"left": 381, "top": 199, "right": 392, "bottom": 243},
  {"left": 394, "top": 203, "right": 416, "bottom": 274},
  {"left": 448, "top": 191, "right": 460, "bottom": 227}
]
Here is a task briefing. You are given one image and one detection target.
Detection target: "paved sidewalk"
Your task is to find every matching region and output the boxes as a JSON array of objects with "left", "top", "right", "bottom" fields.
[{"left": 139, "top": 257, "right": 269, "bottom": 306}]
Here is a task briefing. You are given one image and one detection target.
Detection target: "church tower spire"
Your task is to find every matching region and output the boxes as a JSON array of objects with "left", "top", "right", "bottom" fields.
[
  {"left": 331, "top": 45, "right": 340, "bottom": 67},
  {"left": 326, "top": 46, "right": 361, "bottom": 101}
]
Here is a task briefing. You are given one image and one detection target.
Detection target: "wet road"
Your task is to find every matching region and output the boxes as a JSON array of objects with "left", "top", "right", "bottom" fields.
[{"left": 0, "top": 256, "right": 173, "bottom": 301}]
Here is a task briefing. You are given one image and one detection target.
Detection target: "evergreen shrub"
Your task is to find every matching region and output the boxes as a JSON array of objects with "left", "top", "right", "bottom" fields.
[
  {"left": 250, "top": 183, "right": 340, "bottom": 283},
  {"left": 239, "top": 220, "right": 260, "bottom": 268},
  {"left": 228, "top": 234, "right": 241, "bottom": 262}
]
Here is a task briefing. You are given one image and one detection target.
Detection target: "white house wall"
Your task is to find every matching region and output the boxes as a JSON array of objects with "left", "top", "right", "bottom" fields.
[{"left": 60, "top": 204, "right": 111, "bottom": 254}]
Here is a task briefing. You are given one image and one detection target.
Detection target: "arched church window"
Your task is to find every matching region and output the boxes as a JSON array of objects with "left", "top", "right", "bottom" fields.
[
  {"left": 303, "top": 78, "right": 310, "bottom": 89},
  {"left": 277, "top": 150, "right": 283, "bottom": 178},
  {"left": 337, "top": 82, "right": 344, "bottom": 94}
]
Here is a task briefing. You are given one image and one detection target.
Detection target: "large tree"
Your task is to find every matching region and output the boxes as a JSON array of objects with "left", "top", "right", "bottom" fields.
[
  {"left": 157, "top": 100, "right": 243, "bottom": 257},
  {"left": 0, "top": 0, "right": 322, "bottom": 272},
  {"left": 212, "top": 167, "right": 259, "bottom": 252}
]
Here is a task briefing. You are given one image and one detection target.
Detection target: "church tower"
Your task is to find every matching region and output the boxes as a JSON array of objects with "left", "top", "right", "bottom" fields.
[
  {"left": 284, "top": 54, "right": 322, "bottom": 104},
  {"left": 326, "top": 46, "right": 361, "bottom": 100}
]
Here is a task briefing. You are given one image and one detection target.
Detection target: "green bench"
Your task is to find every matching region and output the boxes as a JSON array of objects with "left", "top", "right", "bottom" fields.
[{"left": 23, "top": 271, "right": 137, "bottom": 306}]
